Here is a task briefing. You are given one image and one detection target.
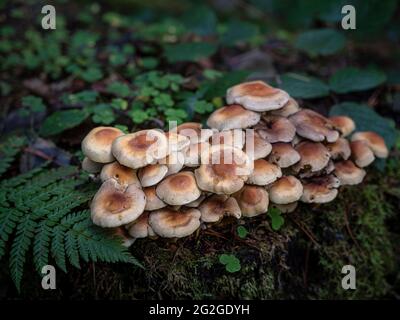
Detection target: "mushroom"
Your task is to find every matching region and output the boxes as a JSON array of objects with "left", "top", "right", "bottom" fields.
[
  {"left": 91, "top": 178, "right": 146, "bottom": 228},
  {"left": 226, "top": 80, "right": 290, "bottom": 112},
  {"left": 158, "top": 151, "right": 185, "bottom": 176},
  {"left": 289, "top": 109, "right": 339, "bottom": 143},
  {"left": 233, "top": 185, "right": 269, "bottom": 217},
  {"left": 293, "top": 141, "right": 331, "bottom": 173},
  {"left": 143, "top": 186, "right": 167, "bottom": 211},
  {"left": 112, "top": 129, "right": 168, "bottom": 169},
  {"left": 165, "top": 131, "right": 190, "bottom": 153},
  {"left": 207, "top": 104, "right": 260, "bottom": 130},
  {"left": 184, "top": 142, "right": 210, "bottom": 167},
  {"left": 109, "top": 227, "right": 136, "bottom": 247},
  {"left": 256, "top": 115, "right": 296, "bottom": 143},
  {"left": 334, "top": 160, "right": 366, "bottom": 185},
  {"left": 326, "top": 138, "right": 351, "bottom": 160},
  {"left": 300, "top": 175, "right": 340, "bottom": 203},
  {"left": 243, "top": 130, "right": 272, "bottom": 160},
  {"left": 195, "top": 144, "right": 252, "bottom": 194},
  {"left": 199, "top": 194, "right": 241, "bottom": 222},
  {"left": 270, "top": 98, "right": 300, "bottom": 117},
  {"left": 270, "top": 202, "right": 298, "bottom": 213},
  {"left": 100, "top": 161, "right": 141, "bottom": 187},
  {"left": 126, "top": 212, "right": 156, "bottom": 239},
  {"left": 82, "top": 157, "right": 104, "bottom": 174},
  {"left": 247, "top": 159, "right": 282, "bottom": 186},
  {"left": 156, "top": 171, "right": 201, "bottom": 205},
  {"left": 267, "top": 143, "right": 300, "bottom": 168},
  {"left": 138, "top": 164, "right": 168, "bottom": 187},
  {"left": 210, "top": 129, "right": 245, "bottom": 149},
  {"left": 82, "top": 126, "right": 124, "bottom": 163},
  {"left": 329, "top": 116, "right": 355, "bottom": 137},
  {"left": 185, "top": 194, "right": 207, "bottom": 207},
  {"left": 174, "top": 122, "right": 214, "bottom": 144},
  {"left": 350, "top": 140, "right": 375, "bottom": 167},
  {"left": 149, "top": 207, "right": 201, "bottom": 238},
  {"left": 351, "top": 131, "right": 389, "bottom": 158},
  {"left": 268, "top": 176, "right": 303, "bottom": 204}
]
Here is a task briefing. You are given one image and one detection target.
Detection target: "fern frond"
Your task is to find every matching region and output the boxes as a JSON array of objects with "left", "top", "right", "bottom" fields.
[
  {"left": 0, "top": 207, "right": 23, "bottom": 259},
  {"left": 0, "top": 135, "right": 27, "bottom": 177}
]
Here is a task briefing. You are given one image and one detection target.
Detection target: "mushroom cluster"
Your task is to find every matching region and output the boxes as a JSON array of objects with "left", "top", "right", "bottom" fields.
[{"left": 81, "top": 80, "right": 389, "bottom": 245}]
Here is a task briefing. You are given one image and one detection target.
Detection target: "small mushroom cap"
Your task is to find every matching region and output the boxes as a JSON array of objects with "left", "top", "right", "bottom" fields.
[
  {"left": 227, "top": 81, "right": 290, "bottom": 112},
  {"left": 100, "top": 162, "right": 141, "bottom": 187},
  {"left": 270, "top": 202, "right": 298, "bottom": 213},
  {"left": 110, "top": 227, "right": 136, "bottom": 247},
  {"left": 156, "top": 171, "right": 201, "bottom": 205},
  {"left": 247, "top": 159, "right": 282, "bottom": 186},
  {"left": 243, "top": 130, "right": 272, "bottom": 160},
  {"left": 289, "top": 109, "right": 339, "bottom": 143},
  {"left": 300, "top": 175, "right": 340, "bottom": 203},
  {"left": 270, "top": 98, "right": 300, "bottom": 117},
  {"left": 326, "top": 138, "right": 351, "bottom": 160},
  {"left": 165, "top": 132, "right": 191, "bottom": 153},
  {"left": 149, "top": 207, "right": 201, "bottom": 238},
  {"left": 158, "top": 151, "right": 185, "bottom": 176},
  {"left": 91, "top": 179, "right": 146, "bottom": 228},
  {"left": 210, "top": 129, "right": 245, "bottom": 149},
  {"left": 234, "top": 185, "right": 269, "bottom": 217},
  {"left": 126, "top": 212, "right": 156, "bottom": 239},
  {"left": 82, "top": 157, "right": 104, "bottom": 174},
  {"left": 351, "top": 131, "right": 389, "bottom": 158},
  {"left": 334, "top": 160, "right": 366, "bottom": 185},
  {"left": 175, "top": 122, "right": 214, "bottom": 144},
  {"left": 329, "top": 116, "right": 355, "bottom": 137},
  {"left": 299, "top": 160, "right": 335, "bottom": 179},
  {"left": 268, "top": 176, "right": 303, "bottom": 204},
  {"left": 143, "top": 186, "right": 167, "bottom": 211},
  {"left": 267, "top": 143, "right": 300, "bottom": 168},
  {"left": 256, "top": 115, "right": 296, "bottom": 143},
  {"left": 195, "top": 145, "right": 252, "bottom": 194},
  {"left": 185, "top": 194, "right": 206, "bottom": 207},
  {"left": 112, "top": 129, "right": 168, "bottom": 169},
  {"left": 82, "top": 127, "right": 124, "bottom": 163},
  {"left": 138, "top": 164, "right": 168, "bottom": 187},
  {"left": 184, "top": 142, "right": 210, "bottom": 167},
  {"left": 207, "top": 104, "right": 260, "bottom": 130},
  {"left": 199, "top": 194, "right": 241, "bottom": 222},
  {"left": 293, "top": 141, "right": 331, "bottom": 173},
  {"left": 350, "top": 140, "right": 375, "bottom": 167}
]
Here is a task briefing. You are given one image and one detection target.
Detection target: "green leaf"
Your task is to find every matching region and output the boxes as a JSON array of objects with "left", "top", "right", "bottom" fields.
[
  {"left": 329, "top": 68, "right": 387, "bottom": 93},
  {"left": 107, "top": 82, "right": 132, "bottom": 98},
  {"left": 164, "top": 42, "right": 217, "bottom": 63},
  {"left": 220, "top": 20, "right": 259, "bottom": 46},
  {"left": 268, "top": 207, "right": 284, "bottom": 231},
  {"left": 202, "top": 70, "right": 250, "bottom": 100},
  {"left": 237, "top": 226, "right": 248, "bottom": 239},
  {"left": 40, "top": 109, "right": 89, "bottom": 136},
  {"left": 219, "top": 254, "right": 241, "bottom": 273},
  {"left": 295, "top": 28, "right": 346, "bottom": 56},
  {"left": 183, "top": 5, "right": 217, "bottom": 36},
  {"left": 280, "top": 73, "right": 330, "bottom": 98},
  {"left": 79, "top": 67, "right": 103, "bottom": 82}
]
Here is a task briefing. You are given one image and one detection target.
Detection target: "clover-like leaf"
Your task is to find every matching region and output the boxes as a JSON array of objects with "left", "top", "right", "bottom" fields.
[
  {"left": 219, "top": 254, "right": 241, "bottom": 273},
  {"left": 237, "top": 226, "right": 248, "bottom": 239},
  {"left": 268, "top": 207, "right": 284, "bottom": 231}
]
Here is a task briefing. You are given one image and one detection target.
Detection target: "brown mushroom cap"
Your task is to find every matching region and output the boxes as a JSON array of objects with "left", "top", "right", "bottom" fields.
[
  {"left": 82, "top": 127, "right": 124, "bottom": 163},
  {"left": 270, "top": 202, "right": 298, "bottom": 213},
  {"left": 174, "top": 122, "right": 214, "bottom": 144},
  {"left": 112, "top": 129, "right": 168, "bottom": 169},
  {"left": 143, "top": 186, "right": 167, "bottom": 211},
  {"left": 110, "top": 227, "right": 136, "bottom": 247},
  {"left": 158, "top": 151, "right": 185, "bottom": 176},
  {"left": 210, "top": 129, "right": 245, "bottom": 149},
  {"left": 268, "top": 176, "right": 303, "bottom": 204},
  {"left": 126, "top": 212, "right": 156, "bottom": 239},
  {"left": 326, "top": 138, "right": 351, "bottom": 160},
  {"left": 138, "top": 164, "right": 168, "bottom": 187},
  {"left": 156, "top": 171, "right": 201, "bottom": 205},
  {"left": 100, "top": 162, "right": 141, "bottom": 187},
  {"left": 184, "top": 142, "right": 210, "bottom": 167},
  {"left": 300, "top": 175, "right": 340, "bottom": 203},
  {"left": 289, "top": 109, "right": 339, "bottom": 142},
  {"left": 256, "top": 115, "right": 296, "bottom": 143},
  {"left": 351, "top": 131, "right": 389, "bottom": 158},
  {"left": 82, "top": 157, "right": 104, "bottom": 174},
  {"left": 243, "top": 130, "right": 272, "bottom": 160},
  {"left": 329, "top": 116, "right": 355, "bottom": 137},
  {"left": 247, "top": 159, "right": 282, "bottom": 186},
  {"left": 267, "top": 143, "right": 300, "bottom": 168},
  {"left": 91, "top": 179, "right": 146, "bottom": 227},
  {"left": 185, "top": 194, "right": 207, "bottom": 207},
  {"left": 207, "top": 104, "right": 260, "bottom": 130},
  {"left": 165, "top": 131, "right": 191, "bottom": 153},
  {"left": 227, "top": 81, "right": 290, "bottom": 112},
  {"left": 293, "top": 141, "right": 331, "bottom": 173},
  {"left": 350, "top": 140, "right": 375, "bottom": 167},
  {"left": 149, "top": 207, "right": 201, "bottom": 238},
  {"left": 270, "top": 98, "right": 300, "bottom": 117},
  {"left": 334, "top": 160, "right": 366, "bottom": 185},
  {"left": 199, "top": 194, "right": 241, "bottom": 222},
  {"left": 234, "top": 185, "right": 269, "bottom": 217},
  {"left": 195, "top": 145, "right": 252, "bottom": 194}
]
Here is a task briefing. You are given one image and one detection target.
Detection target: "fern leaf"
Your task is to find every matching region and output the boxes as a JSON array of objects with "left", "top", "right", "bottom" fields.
[
  {"left": 0, "top": 207, "right": 23, "bottom": 260},
  {"left": 51, "top": 225, "right": 67, "bottom": 273},
  {"left": 65, "top": 231, "right": 80, "bottom": 269},
  {"left": 0, "top": 135, "right": 26, "bottom": 177},
  {"left": 33, "top": 221, "right": 52, "bottom": 272}
]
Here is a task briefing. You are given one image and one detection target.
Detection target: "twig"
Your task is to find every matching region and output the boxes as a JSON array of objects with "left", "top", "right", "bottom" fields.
[{"left": 289, "top": 216, "right": 319, "bottom": 247}]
